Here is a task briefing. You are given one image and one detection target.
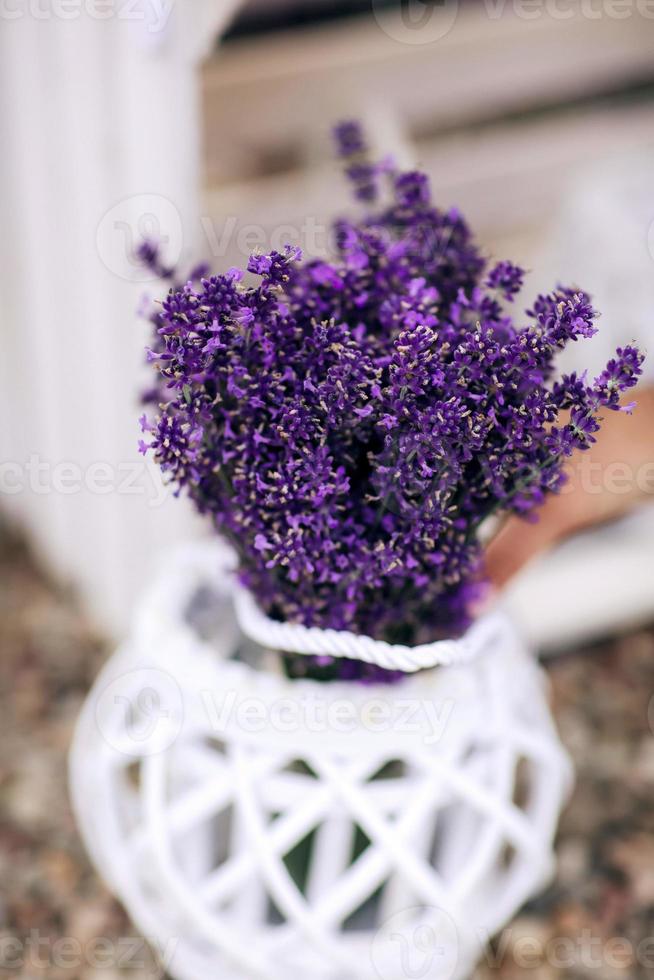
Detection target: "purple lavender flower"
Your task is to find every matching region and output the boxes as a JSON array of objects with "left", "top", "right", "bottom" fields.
[
  {"left": 486, "top": 260, "right": 524, "bottom": 300},
  {"left": 139, "top": 120, "right": 643, "bottom": 683},
  {"left": 333, "top": 120, "right": 367, "bottom": 157}
]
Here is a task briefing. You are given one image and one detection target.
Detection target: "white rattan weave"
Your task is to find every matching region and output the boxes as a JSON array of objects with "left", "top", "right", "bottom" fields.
[{"left": 70, "top": 542, "right": 573, "bottom": 980}]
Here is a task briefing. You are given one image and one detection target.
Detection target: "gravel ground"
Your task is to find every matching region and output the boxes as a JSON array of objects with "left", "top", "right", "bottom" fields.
[{"left": 1, "top": 525, "right": 653, "bottom": 979}]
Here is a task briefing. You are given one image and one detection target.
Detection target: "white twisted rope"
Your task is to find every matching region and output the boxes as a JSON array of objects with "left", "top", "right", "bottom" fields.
[{"left": 233, "top": 585, "right": 504, "bottom": 673}]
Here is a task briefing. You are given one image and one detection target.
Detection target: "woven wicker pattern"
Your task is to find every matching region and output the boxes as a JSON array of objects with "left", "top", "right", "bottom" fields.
[{"left": 70, "top": 543, "right": 573, "bottom": 980}]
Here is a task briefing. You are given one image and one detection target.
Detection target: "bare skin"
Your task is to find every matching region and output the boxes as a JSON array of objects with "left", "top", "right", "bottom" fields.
[{"left": 485, "top": 386, "right": 654, "bottom": 588}]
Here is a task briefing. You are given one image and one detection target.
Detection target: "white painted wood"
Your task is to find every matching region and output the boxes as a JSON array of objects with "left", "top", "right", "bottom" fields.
[{"left": 0, "top": 3, "right": 242, "bottom": 632}]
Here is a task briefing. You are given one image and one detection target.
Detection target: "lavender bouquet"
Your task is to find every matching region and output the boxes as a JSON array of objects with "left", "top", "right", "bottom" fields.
[{"left": 139, "top": 122, "right": 642, "bottom": 683}]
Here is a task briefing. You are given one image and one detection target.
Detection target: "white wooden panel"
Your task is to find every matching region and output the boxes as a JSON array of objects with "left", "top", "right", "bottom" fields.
[{"left": 0, "top": 3, "right": 242, "bottom": 633}]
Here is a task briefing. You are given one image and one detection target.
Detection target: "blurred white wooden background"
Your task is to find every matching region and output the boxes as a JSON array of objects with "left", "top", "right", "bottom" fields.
[{"left": 1, "top": 1, "right": 653, "bottom": 643}]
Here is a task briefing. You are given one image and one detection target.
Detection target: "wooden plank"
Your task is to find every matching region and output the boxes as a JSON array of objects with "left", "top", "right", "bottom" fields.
[
  {"left": 202, "top": 7, "right": 654, "bottom": 183},
  {"left": 201, "top": 101, "right": 654, "bottom": 269}
]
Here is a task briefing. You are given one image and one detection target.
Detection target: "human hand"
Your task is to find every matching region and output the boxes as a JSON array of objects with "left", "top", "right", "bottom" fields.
[{"left": 485, "top": 386, "right": 654, "bottom": 588}]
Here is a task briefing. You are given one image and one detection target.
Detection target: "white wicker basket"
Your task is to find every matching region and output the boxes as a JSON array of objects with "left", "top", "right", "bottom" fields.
[{"left": 69, "top": 542, "right": 572, "bottom": 980}]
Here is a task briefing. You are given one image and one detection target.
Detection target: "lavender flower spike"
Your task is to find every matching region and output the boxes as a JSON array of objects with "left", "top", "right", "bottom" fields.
[{"left": 139, "top": 122, "right": 643, "bottom": 682}]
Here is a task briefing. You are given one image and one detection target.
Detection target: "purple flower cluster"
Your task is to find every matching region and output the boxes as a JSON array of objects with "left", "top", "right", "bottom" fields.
[{"left": 139, "top": 122, "right": 643, "bottom": 682}]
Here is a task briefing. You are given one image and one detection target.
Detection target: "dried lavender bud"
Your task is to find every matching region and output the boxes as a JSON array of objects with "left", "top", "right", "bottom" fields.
[{"left": 139, "top": 122, "right": 644, "bottom": 683}]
